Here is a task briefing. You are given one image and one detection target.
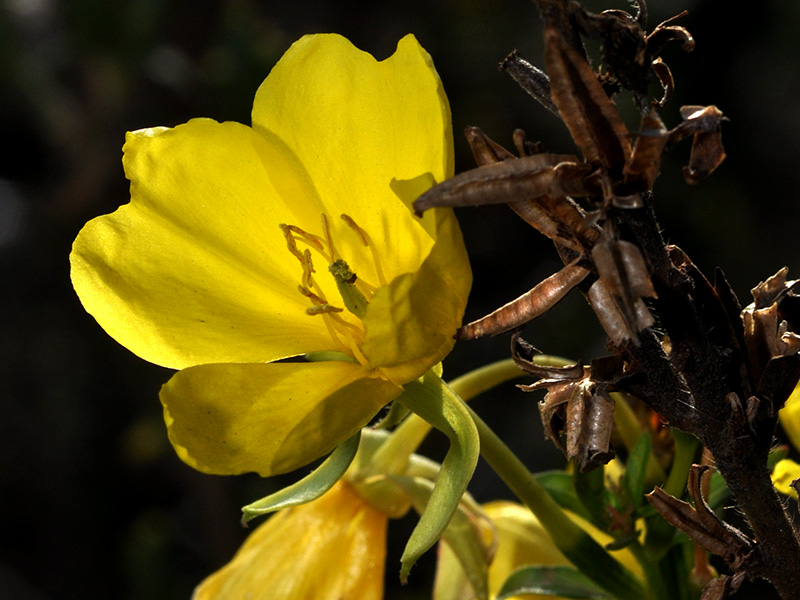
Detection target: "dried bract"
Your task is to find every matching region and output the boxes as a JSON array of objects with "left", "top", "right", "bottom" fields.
[{"left": 513, "top": 335, "right": 617, "bottom": 471}]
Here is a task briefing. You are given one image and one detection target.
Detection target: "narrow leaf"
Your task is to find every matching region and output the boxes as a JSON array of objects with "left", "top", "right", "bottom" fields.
[
  {"left": 535, "top": 471, "right": 592, "bottom": 521},
  {"left": 397, "top": 372, "right": 480, "bottom": 582},
  {"left": 240, "top": 431, "right": 360, "bottom": 523},
  {"left": 497, "top": 565, "right": 612, "bottom": 600},
  {"left": 624, "top": 432, "right": 652, "bottom": 509}
]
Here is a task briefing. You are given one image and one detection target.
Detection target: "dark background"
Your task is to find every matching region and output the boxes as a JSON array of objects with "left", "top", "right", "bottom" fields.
[{"left": 3, "top": 0, "right": 800, "bottom": 598}]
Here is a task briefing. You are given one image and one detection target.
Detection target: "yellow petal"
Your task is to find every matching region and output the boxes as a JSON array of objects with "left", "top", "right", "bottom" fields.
[
  {"left": 194, "top": 480, "right": 387, "bottom": 600},
  {"left": 161, "top": 360, "right": 401, "bottom": 476},
  {"left": 70, "top": 120, "right": 351, "bottom": 370},
  {"left": 780, "top": 381, "right": 800, "bottom": 452},
  {"left": 362, "top": 201, "right": 471, "bottom": 384},
  {"left": 772, "top": 458, "right": 800, "bottom": 500},
  {"left": 252, "top": 33, "right": 455, "bottom": 286}
]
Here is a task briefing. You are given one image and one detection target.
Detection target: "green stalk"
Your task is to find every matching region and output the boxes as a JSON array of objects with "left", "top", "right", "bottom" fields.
[
  {"left": 662, "top": 430, "right": 699, "bottom": 498},
  {"left": 466, "top": 405, "right": 650, "bottom": 600},
  {"left": 628, "top": 541, "right": 670, "bottom": 600},
  {"left": 368, "top": 358, "right": 526, "bottom": 475},
  {"left": 611, "top": 392, "right": 666, "bottom": 484}
]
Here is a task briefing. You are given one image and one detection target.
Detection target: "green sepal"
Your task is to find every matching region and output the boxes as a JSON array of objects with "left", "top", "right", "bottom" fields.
[
  {"left": 240, "top": 430, "right": 360, "bottom": 524},
  {"left": 373, "top": 400, "right": 411, "bottom": 430},
  {"left": 496, "top": 565, "right": 612, "bottom": 600},
  {"left": 393, "top": 475, "right": 490, "bottom": 600},
  {"left": 395, "top": 371, "right": 480, "bottom": 582}
]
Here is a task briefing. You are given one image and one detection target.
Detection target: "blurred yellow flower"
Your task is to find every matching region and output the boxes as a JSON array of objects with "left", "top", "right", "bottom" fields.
[
  {"left": 70, "top": 34, "right": 470, "bottom": 477},
  {"left": 194, "top": 480, "right": 387, "bottom": 600},
  {"left": 772, "top": 459, "right": 800, "bottom": 500},
  {"left": 434, "top": 501, "right": 643, "bottom": 600},
  {"left": 780, "top": 382, "right": 800, "bottom": 452}
]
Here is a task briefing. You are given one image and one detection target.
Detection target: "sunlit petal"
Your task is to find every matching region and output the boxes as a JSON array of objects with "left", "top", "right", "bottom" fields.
[
  {"left": 362, "top": 202, "right": 471, "bottom": 384},
  {"left": 71, "top": 120, "right": 350, "bottom": 370},
  {"left": 252, "top": 33, "right": 454, "bottom": 285},
  {"left": 772, "top": 458, "right": 800, "bottom": 500},
  {"left": 161, "top": 360, "right": 401, "bottom": 476},
  {"left": 194, "top": 481, "right": 387, "bottom": 600},
  {"left": 780, "top": 381, "right": 800, "bottom": 452}
]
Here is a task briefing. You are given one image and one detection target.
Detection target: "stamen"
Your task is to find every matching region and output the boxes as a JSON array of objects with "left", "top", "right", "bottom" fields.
[
  {"left": 281, "top": 223, "right": 332, "bottom": 263},
  {"left": 318, "top": 311, "right": 369, "bottom": 367},
  {"left": 280, "top": 215, "right": 379, "bottom": 365},
  {"left": 325, "top": 310, "right": 364, "bottom": 335},
  {"left": 321, "top": 214, "right": 338, "bottom": 263},
  {"left": 279, "top": 223, "right": 305, "bottom": 262},
  {"left": 300, "top": 249, "right": 319, "bottom": 294},
  {"left": 306, "top": 304, "right": 344, "bottom": 315},
  {"left": 297, "top": 284, "right": 329, "bottom": 307},
  {"left": 341, "top": 214, "right": 387, "bottom": 287}
]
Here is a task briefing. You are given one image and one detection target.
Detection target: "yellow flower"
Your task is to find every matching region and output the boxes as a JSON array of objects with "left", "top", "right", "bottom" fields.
[
  {"left": 434, "top": 501, "right": 643, "bottom": 600},
  {"left": 772, "top": 459, "right": 800, "bottom": 500},
  {"left": 780, "top": 381, "right": 800, "bottom": 452},
  {"left": 70, "top": 34, "right": 471, "bottom": 476},
  {"left": 194, "top": 480, "right": 387, "bottom": 600}
]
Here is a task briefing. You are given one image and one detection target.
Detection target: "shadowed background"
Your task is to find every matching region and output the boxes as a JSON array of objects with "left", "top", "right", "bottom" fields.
[{"left": 3, "top": 0, "right": 800, "bottom": 598}]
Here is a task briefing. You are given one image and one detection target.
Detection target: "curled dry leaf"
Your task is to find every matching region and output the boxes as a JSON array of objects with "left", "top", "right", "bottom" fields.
[{"left": 513, "top": 334, "right": 617, "bottom": 471}]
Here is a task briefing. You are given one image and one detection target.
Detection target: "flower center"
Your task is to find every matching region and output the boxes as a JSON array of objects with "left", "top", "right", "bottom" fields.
[{"left": 280, "top": 214, "right": 386, "bottom": 362}]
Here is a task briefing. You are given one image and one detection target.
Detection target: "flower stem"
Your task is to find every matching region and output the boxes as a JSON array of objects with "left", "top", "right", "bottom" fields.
[
  {"left": 465, "top": 405, "right": 649, "bottom": 600},
  {"left": 369, "top": 358, "right": 527, "bottom": 475}
]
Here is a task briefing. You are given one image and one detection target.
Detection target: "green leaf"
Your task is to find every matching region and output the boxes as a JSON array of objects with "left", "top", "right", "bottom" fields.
[
  {"left": 706, "top": 470, "right": 730, "bottom": 510},
  {"left": 240, "top": 430, "right": 360, "bottom": 523},
  {"left": 496, "top": 565, "right": 613, "bottom": 600},
  {"left": 624, "top": 432, "right": 652, "bottom": 509},
  {"left": 535, "top": 471, "right": 592, "bottom": 521},
  {"left": 574, "top": 465, "right": 610, "bottom": 529},
  {"left": 396, "top": 371, "right": 480, "bottom": 582}
]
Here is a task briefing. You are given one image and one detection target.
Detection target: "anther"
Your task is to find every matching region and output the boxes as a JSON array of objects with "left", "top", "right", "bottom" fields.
[{"left": 341, "top": 214, "right": 387, "bottom": 287}]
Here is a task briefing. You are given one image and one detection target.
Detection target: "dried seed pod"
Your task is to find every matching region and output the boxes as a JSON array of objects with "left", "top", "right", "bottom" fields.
[
  {"left": 646, "top": 465, "right": 753, "bottom": 592},
  {"left": 650, "top": 58, "right": 674, "bottom": 109},
  {"left": 464, "top": 126, "right": 516, "bottom": 166},
  {"left": 565, "top": 386, "right": 616, "bottom": 472},
  {"left": 536, "top": 381, "right": 576, "bottom": 454},
  {"left": 592, "top": 238, "right": 657, "bottom": 299},
  {"left": 499, "top": 50, "right": 559, "bottom": 116},
  {"left": 589, "top": 279, "right": 654, "bottom": 346},
  {"left": 590, "top": 237, "right": 657, "bottom": 345},
  {"left": 523, "top": 355, "right": 617, "bottom": 472},
  {"left": 544, "top": 26, "right": 632, "bottom": 172},
  {"left": 412, "top": 154, "right": 588, "bottom": 215},
  {"left": 457, "top": 262, "right": 590, "bottom": 339}
]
